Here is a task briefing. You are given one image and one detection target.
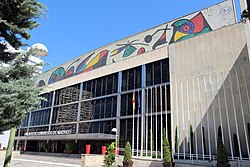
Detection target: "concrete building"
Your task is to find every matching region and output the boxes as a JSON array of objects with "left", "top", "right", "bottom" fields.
[{"left": 14, "top": 0, "right": 250, "bottom": 162}]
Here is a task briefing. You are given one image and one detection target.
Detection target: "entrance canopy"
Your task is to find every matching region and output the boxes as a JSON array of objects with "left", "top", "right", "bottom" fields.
[{"left": 15, "top": 133, "right": 116, "bottom": 141}]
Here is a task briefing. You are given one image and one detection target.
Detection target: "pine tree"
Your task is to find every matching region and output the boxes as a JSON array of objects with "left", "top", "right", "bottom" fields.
[
  {"left": 0, "top": 0, "right": 46, "bottom": 62},
  {"left": 0, "top": 1, "right": 46, "bottom": 166},
  {"left": 163, "top": 128, "right": 172, "bottom": 163}
]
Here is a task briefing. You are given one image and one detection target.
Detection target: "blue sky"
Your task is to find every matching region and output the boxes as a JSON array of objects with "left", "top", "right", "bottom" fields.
[{"left": 25, "top": 0, "right": 241, "bottom": 72}]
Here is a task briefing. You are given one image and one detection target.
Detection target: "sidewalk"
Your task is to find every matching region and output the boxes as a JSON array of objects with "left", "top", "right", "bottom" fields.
[{"left": 0, "top": 153, "right": 81, "bottom": 167}]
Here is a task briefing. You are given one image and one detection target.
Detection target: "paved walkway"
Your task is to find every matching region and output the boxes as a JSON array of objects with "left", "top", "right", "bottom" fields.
[
  {"left": 0, "top": 154, "right": 81, "bottom": 167},
  {"left": 1, "top": 153, "right": 249, "bottom": 167}
]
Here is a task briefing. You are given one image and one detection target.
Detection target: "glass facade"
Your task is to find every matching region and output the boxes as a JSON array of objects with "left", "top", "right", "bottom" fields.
[
  {"left": 30, "top": 109, "right": 50, "bottom": 126},
  {"left": 146, "top": 59, "right": 169, "bottom": 86},
  {"left": 16, "top": 58, "right": 171, "bottom": 157}
]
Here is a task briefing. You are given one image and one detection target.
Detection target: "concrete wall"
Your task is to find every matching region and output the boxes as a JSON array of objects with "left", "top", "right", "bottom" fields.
[
  {"left": 81, "top": 154, "right": 165, "bottom": 167},
  {"left": 169, "top": 23, "right": 250, "bottom": 159},
  {"left": 37, "top": 0, "right": 236, "bottom": 89},
  {"left": 0, "top": 150, "right": 20, "bottom": 159}
]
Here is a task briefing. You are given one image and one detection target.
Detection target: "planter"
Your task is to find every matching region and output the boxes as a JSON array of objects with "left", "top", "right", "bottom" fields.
[
  {"left": 101, "top": 146, "right": 106, "bottom": 155},
  {"left": 217, "top": 164, "right": 230, "bottom": 167},
  {"left": 162, "top": 162, "right": 175, "bottom": 167},
  {"left": 116, "top": 147, "right": 120, "bottom": 155},
  {"left": 122, "top": 160, "right": 134, "bottom": 167},
  {"left": 86, "top": 144, "right": 91, "bottom": 154}
]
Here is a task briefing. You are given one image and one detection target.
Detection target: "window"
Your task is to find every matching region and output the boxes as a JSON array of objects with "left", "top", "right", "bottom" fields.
[
  {"left": 120, "top": 91, "right": 141, "bottom": 116},
  {"left": 122, "top": 66, "right": 141, "bottom": 91},
  {"left": 40, "top": 92, "right": 53, "bottom": 108},
  {"left": 30, "top": 109, "right": 50, "bottom": 126},
  {"left": 146, "top": 85, "right": 170, "bottom": 114},
  {"left": 21, "top": 113, "right": 30, "bottom": 127},
  {"left": 80, "top": 96, "right": 117, "bottom": 121},
  {"left": 146, "top": 58, "right": 169, "bottom": 86},
  {"left": 79, "top": 120, "right": 116, "bottom": 134},
  {"left": 82, "top": 73, "right": 118, "bottom": 100}
]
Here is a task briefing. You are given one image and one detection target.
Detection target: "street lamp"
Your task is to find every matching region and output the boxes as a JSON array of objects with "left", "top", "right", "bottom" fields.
[
  {"left": 30, "top": 43, "right": 49, "bottom": 57},
  {"left": 111, "top": 128, "right": 117, "bottom": 156}
]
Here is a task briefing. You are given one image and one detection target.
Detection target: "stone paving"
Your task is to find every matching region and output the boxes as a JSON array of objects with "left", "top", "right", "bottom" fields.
[
  {"left": 0, "top": 153, "right": 81, "bottom": 167},
  {"left": 1, "top": 153, "right": 249, "bottom": 167}
]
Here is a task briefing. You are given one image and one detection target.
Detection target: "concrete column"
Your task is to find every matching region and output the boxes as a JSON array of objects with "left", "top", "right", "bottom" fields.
[
  {"left": 141, "top": 65, "right": 146, "bottom": 156},
  {"left": 239, "top": 0, "right": 248, "bottom": 10},
  {"left": 76, "top": 82, "right": 83, "bottom": 140},
  {"left": 116, "top": 71, "right": 122, "bottom": 146},
  {"left": 48, "top": 90, "right": 56, "bottom": 131}
]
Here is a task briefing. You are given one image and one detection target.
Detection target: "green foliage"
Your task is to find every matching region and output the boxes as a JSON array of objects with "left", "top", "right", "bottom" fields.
[
  {"left": 150, "top": 128, "right": 154, "bottom": 151},
  {"left": 163, "top": 129, "right": 172, "bottom": 163},
  {"left": 66, "top": 142, "right": 76, "bottom": 152},
  {"left": 104, "top": 142, "right": 116, "bottom": 166},
  {"left": 0, "top": 0, "right": 47, "bottom": 61},
  {"left": 190, "top": 125, "right": 194, "bottom": 154},
  {"left": 0, "top": 0, "right": 47, "bottom": 133},
  {"left": 175, "top": 127, "right": 178, "bottom": 153},
  {"left": 124, "top": 141, "right": 132, "bottom": 161},
  {"left": 43, "top": 141, "right": 52, "bottom": 150},
  {"left": 217, "top": 136, "right": 228, "bottom": 164},
  {"left": 0, "top": 1, "right": 47, "bottom": 166}
]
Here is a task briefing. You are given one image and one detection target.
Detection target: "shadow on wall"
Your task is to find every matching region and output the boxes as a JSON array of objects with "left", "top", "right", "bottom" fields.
[{"left": 176, "top": 44, "right": 250, "bottom": 159}]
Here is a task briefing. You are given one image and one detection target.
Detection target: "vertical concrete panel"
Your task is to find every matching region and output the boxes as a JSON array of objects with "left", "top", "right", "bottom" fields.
[{"left": 169, "top": 23, "right": 248, "bottom": 159}]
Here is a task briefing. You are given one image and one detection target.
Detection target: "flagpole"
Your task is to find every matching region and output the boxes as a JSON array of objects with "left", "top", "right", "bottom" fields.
[
  {"left": 132, "top": 91, "right": 135, "bottom": 157},
  {"left": 137, "top": 90, "right": 140, "bottom": 156}
]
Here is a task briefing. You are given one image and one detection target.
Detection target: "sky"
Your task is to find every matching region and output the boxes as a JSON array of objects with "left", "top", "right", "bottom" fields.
[{"left": 24, "top": 0, "right": 242, "bottom": 72}]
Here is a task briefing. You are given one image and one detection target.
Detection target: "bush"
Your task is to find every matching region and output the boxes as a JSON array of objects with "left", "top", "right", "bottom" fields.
[
  {"left": 175, "top": 127, "right": 178, "bottom": 154},
  {"left": 163, "top": 129, "right": 172, "bottom": 163},
  {"left": 217, "top": 136, "right": 228, "bottom": 164},
  {"left": 124, "top": 141, "right": 132, "bottom": 161},
  {"left": 104, "top": 142, "right": 116, "bottom": 166},
  {"left": 66, "top": 142, "right": 76, "bottom": 153},
  {"left": 43, "top": 141, "right": 52, "bottom": 151}
]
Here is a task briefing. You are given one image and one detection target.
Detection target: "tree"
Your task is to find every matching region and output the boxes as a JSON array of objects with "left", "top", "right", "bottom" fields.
[
  {"left": 163, "top": 129, "right": 172, "bottom": 163},
  {"left": 217, "top": 136, "right": 228, "bottom": 165},
  {"left": 124, "top": 141, "right": 132, "bottom": 161},
  {"left": 0, "top": 0, "right": 46, "bottom": 62},
  {"left": 0, "top": 0, "right": 46, "bottom": 166},
  {"left": 123, "top": 141, "right": 133, "bottom": 167}
]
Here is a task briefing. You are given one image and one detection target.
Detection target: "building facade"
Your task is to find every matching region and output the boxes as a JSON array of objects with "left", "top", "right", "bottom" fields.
[{"left": 14, "top": 0, "right": 250, "bottom": 161}]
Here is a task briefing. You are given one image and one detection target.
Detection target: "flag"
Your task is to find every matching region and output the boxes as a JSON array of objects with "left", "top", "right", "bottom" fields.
[
  {"left": 132, "top": 91, "right": 135, "bottom": 156},
  {"left": 138, "top": 91, "right": 140, "bottom": 110},
  {"left": 132, "top": 91, "right": 135, "bottom": 112}
]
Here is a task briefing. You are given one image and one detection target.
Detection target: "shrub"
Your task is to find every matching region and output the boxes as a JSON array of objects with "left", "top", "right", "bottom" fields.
[
  {"left": 124, "top": 141, "right": 132, "bottom": 161},
  {"left": 66, "top": 142, "right": 76, "bottom": 153},
  {"left": 175, "top": 127, "right": 178, "bottom": 154},
  {"left": 104, "top": 142, "right": 116, "bottom": 166},
  {"left": 43, "top": 141, "right": 52, "bottom": 151},
  {"left": 217, "top": 136, "right": 228, "bottom": 164},
  {"left": 163, "top": 129, "right": 172, "bottom": 163}
]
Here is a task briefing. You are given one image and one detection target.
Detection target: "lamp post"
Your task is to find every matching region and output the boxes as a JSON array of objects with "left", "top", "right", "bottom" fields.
[{"left": 111, "top": 128, "right": 118, "bottom": 156}]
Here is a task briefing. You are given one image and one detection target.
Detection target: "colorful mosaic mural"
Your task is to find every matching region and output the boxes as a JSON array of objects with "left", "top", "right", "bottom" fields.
[
  {"left": 37, "top": 0, "right": 236, "bottom": 86},
  {"left": 169, "top": 12, "right": 212, "bottom": 43}
]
